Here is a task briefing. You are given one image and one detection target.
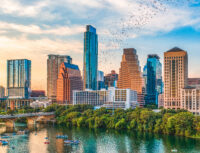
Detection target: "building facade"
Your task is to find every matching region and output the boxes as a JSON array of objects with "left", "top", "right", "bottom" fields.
[
  {"left": 73, "top": 87, "right": 138, "bottom": 109},
  {"left": 117, "top": 48, "right": 144, "bottom": 107},
  {"left": 98, "top": 70, "right": 105, "bottom": 90},
  {"left": 47, "top": 54, "right": 72, "bottom": 101},
  {"left": 188, "top": 78, "right": 200, "bottom": 88},
  {"left": 7, "top": 59, "right": 31, "bottom": 99},
  {"left": 104, "top": 70, "right": 118, "bottom": 89},
  {"left": 83, "top": 25, "right": 98, "bottom": 90},
  {"left": 0, "top": 86, "right": 5, "bottom": 98},
  {"left": 7, "top": 98, "right": 32, "bottom": 110},
  {"left": 181, "top": 87, "right": 200, "bottom": 115},
  {"left": 30, "top": 90, "right": 45, "bottom": 97},
  {"left": 57, "top": 62, "right": 83, "bottom": 105},
  {"left": 158, "top": 94, "right": 164, "bottom": 108},
  {"left": 143, "top": 54, "right": 163, "bottom": 105},
  {"left": 164, "top": 47, "right": 188, "bottom": 109}
]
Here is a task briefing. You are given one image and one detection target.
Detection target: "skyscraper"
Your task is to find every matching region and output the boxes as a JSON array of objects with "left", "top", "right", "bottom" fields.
[
  {"left": 7, "top": 59, "right": 31, "bottom": 99},
  {"left": 83, "top": 25, "right": 98, "bottom": 90},
  {"left": 117, "top": 48, "right": 144, "bottom": 106},
  {"left": 98, "top": 70, "right": 105, "bottom": 90},
  {"left": 47, "top": 54, "right": 72, "bottom": 101},
  {"left": 57, "top": 62, "right": 83, "bottom": 105},
  {"left": 164, "top": 47, "right": 188, "bottom": 109},
  {"left": 143, "top": 54, "right": 163, "bottom": 105}
]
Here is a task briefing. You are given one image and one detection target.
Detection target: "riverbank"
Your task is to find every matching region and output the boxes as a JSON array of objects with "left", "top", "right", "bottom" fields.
[{"left": 43, "top": 104, "right": 200, "bottom": 139}]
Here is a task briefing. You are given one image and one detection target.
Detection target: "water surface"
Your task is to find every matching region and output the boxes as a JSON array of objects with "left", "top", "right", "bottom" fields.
[{"left": 0, "top": 124, "right": 199, "bottom": 153}]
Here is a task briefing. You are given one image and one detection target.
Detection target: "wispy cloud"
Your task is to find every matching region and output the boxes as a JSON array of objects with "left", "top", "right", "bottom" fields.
[
  {"left": 0, "top": 0, "right": 48, "bottom": 17},
  {"left": 0, "top": 22, "right": 84, "bottom": 36}
]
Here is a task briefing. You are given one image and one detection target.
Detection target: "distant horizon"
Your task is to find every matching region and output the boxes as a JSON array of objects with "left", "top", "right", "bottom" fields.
[{"left": 0, "top": 0, "right": 200, "bottom": 91}]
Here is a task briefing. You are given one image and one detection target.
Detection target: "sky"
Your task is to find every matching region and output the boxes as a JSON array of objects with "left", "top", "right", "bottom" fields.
[{"left": 0, "top": 0, "right": 200, "bottom": 91}]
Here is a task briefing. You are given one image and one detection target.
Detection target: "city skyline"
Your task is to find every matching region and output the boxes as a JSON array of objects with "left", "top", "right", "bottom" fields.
[{"left": 0, "top": 0, "right": 200, "bottom": 91}]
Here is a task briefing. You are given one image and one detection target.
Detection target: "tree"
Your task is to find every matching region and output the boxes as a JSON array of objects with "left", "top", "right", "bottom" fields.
[{"left": 115, "top": 118, "right": 126, "bottom": 130}]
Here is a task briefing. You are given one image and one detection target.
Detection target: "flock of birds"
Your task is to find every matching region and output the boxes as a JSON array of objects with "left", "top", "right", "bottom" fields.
[{"left": 97, "top": 0, "right": 198, "bottom": 74}]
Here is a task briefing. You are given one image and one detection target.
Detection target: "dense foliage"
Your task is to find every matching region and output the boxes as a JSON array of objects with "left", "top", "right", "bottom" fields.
[
  {"left": 0, "top": 106, "right": 42, "bottom": 115},
  {"left": 44, "top": 104, "right": 200, "bottom": 138}
]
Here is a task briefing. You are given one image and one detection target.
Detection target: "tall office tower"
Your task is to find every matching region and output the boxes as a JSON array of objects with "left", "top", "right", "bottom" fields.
[
  {"left": 7, "top": 59, "right": 31, "bottom": 99},
  {"left": 47, "top": 55, "right": 72, "bottom": 101},
  {"left": 143, "top": 54, "right": 163, "bottom": 105},
  {"left": 164, "top": 47, "right": 188, "bottom": 109},
  {"left": 0, "top": 86, "right": 5, "bottom": 98},
  {"left": 98, "top": 71, "right": 105, "bottom": 90},
  {"left": 83, "top": 25, "right": 98, "bottom": 90},
  {"left": 57, "top": 62, "right": 83, "bottom": 105},
  {"left": 104, "top": 70, "right": 118, "bottom": 89},
  {"left": 117, "top": 48, "right": 144, "bottom": 106}
]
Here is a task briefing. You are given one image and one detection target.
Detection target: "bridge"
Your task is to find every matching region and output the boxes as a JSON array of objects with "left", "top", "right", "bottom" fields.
[{"left": 0, "top": 112, "right": 55, "bottom": 127}]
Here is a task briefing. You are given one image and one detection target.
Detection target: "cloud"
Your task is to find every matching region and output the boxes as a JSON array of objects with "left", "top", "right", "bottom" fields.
[
  {"left": 0, "top": 35, "right": 83, "bottom": 54},
  {"left": 0, "top": 35, "right": 83, "bottom": 90},
  {"left": 0, "top": 22, "right": 84, "bottom": 36},
  {"left": 0, "top": 0, "right": 48, "bottom": 17}
]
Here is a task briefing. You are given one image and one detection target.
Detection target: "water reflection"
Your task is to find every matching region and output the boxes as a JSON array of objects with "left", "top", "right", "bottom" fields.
[{"left": 0, "top": 124, "right": 200, "bottom": 153}]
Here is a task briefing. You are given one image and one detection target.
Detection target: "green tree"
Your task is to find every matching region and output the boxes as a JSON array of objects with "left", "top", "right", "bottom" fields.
[{"left": 115, "top": 118, "right": 126, "bottom": 130}]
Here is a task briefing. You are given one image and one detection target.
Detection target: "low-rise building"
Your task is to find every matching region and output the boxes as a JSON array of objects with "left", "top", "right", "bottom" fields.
[
  {"left": 30, "top": 99, "right": 52, "bottom": 108},
  {"left": 73, "top": 87, "right": 138, "bottom": 109},
  {"left": 7, "top": 98, "right": 32, "bottom": 110},
  {"left": 181, "top": 87, "right": 200, "bottom": 115}
]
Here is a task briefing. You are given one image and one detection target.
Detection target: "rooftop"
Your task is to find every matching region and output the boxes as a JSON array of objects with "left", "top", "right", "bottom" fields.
[
  {"left": 64, "top": 62, "right": 79, "bottom": 70},
  {"left": 167, "top": 47, "right": 185, "bottom": 52},
  {"left": 148, "top": 54, "right": 160, "bottom": 59},
  {"left": 86, "top": 25, "right": 96, "bottom": 33}
]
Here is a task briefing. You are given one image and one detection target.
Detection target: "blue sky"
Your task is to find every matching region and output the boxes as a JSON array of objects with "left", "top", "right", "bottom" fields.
[{"left": 0, "top": 0, "right": 200, "bottom": 90}]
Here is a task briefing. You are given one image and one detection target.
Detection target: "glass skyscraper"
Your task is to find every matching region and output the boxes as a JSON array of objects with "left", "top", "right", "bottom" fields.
[
  {"left": 98, "top": 70, "right": 105, "bottom": 90},
  {"left": 83, "top": 25, "right": 98, "bottom": 90},
  {"left": 7, "top": 59, "right": 31, "bottom": 99},
  {"left": 143, "top": 54, "right": 163, "bottom": 105}
]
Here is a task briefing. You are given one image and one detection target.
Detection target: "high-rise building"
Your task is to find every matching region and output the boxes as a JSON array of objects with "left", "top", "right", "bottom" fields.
[
  {"left": 57, "top": 62, "right": 83, "bottom": 105},
  {"left": 117, "top": 48, "right": 144, "bottom": 107},
  {"left": 143, "top": 54, "right": 163, "bottom": 105},
  {"left": 47, "top": 54, "right": 72, "bottom": 101},
  {"left": 104, "top": 70, "right": 118, "bottom": 89},
  {"left": 98, "top": 70, "right": 105, "bottom": 90},
  {"left": 164, "top": 47, "right": 188, "bottom": 109},
  {"left": 83, "top": 25, "right": 98, "bottom": 90},
  {"left": 7, "top": 59, "right": 31, "bottom": 99},
  {"left": 0, "top": 86, "right": 5, "bottom": 98}
]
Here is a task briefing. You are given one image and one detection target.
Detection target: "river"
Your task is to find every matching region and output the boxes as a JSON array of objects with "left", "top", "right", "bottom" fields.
[{"left": 0, "top": 123, "right": 199, "bottom": 153}]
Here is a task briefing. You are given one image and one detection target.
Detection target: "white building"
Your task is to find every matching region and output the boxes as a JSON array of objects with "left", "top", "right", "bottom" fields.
[
  {"left": 73, "top": 87, "right": 138, "bottom": 109},
  {"left": 30, "top": 99, "right": 52, "bottom": 108},
  {"left": 181, "top": 87, "right": 200, "bottom": 115}
]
